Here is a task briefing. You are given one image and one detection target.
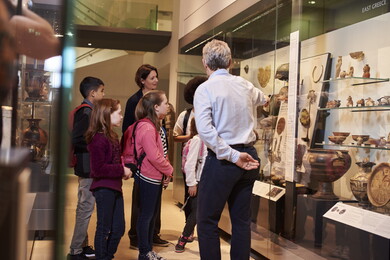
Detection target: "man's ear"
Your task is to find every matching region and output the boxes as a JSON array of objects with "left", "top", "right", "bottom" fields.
[
  {"left": 90, "top": 89, "right": 96, "bottom": 98},
  {"left": 202, "top": 58, "right": 208, "bottom": 70}
]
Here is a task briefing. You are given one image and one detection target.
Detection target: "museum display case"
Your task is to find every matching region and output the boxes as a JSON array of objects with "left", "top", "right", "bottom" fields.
[
  {"left": 178, "top": 0, "right": 390, "bottom": 259},
  {"left": 1, "top": 0, "right": 72, "bottom": 259}
]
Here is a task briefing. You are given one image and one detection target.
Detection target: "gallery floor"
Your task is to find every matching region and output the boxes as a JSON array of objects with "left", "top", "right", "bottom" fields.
[{"left": 27, "top": 174, "right": 259, "bottom": 260}]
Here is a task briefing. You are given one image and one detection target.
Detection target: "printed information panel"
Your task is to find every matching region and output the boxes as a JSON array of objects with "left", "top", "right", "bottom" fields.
[
  {"left": 252, "top": 180, "right": 285, "bottom": 202},
  {"left": 324, "top": 202, "right": 390, "bottom": 239}
]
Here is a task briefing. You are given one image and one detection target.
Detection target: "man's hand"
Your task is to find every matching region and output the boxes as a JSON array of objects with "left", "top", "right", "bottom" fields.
[
  {"left": 188, "top": 185, "right": 197, "bottom": 197},
  {"left": 235, "top": 152, "right": 259, "bottom": 170}
]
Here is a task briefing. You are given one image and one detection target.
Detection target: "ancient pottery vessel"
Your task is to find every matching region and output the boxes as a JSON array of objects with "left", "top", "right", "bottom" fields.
[
  {"left": 350, "top": 159, "right": 376, "bottom": 207},
  {"left": 368, "top": 163, "right": 390, "bottom": 211},
  {"left": 303, "top": 149, "right": 351, "bottom": 200},
  {"left": 22, "top": 119, "right": 48, "bottom": 161}
]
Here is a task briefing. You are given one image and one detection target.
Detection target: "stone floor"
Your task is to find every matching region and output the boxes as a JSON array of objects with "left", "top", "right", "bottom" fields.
[{"left": 28, "top": 174, "right": 256, "bottom": 259}]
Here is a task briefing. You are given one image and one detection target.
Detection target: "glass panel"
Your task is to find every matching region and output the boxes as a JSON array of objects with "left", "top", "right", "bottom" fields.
[
  {"left": 177, "top": 1, "right": 292, "bottom": 258},
  {"left": 295, "top": 1, "right": 390, "bottom": 259},
  {"left": 74, "top": 0, "right": 173, "bottom": 31},
  {"left": 0, "top": 0, "right": 69, "bottom": 259}
]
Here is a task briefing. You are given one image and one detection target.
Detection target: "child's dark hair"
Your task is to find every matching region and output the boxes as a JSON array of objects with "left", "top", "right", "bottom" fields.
[
  {"left": 189, "top": 118, "right": 198, "bottom": 137},
  {"left": 79, "top": 76, "right": 104, "bottom": 98},
  {"left": 184, "top": 76, "right": 208, "bottom": 105},
  {"left": 135, "top": 64, "right": 158, "bottom": 89},
  {"left": 85, "top": 98, "right": 120, "bottom": 144}
]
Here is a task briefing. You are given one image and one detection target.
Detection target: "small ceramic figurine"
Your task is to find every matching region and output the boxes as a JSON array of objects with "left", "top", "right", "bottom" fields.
[
  {"left": 347, "top": 66, "right": 354, "bottom": 77},
  {"left": 335, "top": 56, "right": 342, "bottom": 78},
  {"left": 346, "top": 96, "right": 353, "bottom": 107},
  {"left": 339, "top": 70, "right": 347, "bottom": 78},
  {"left": 356, "top": 98, "right": 365, "bottom": 107},
  {"left": 362, "top": 64, "right": 370, "bottom": 78},
  {"left": 377, "top": 96, "right": 390, "bottom": 105},
  {"left": 326, "top": 100, "right": 341, "bottom": 108},
  {"left": 365, "top": 97, "right": 375, "bottom": 106}
]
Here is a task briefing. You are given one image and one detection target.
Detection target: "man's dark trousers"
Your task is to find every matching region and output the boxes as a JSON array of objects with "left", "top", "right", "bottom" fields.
[{"left": 197, "top": 146, "right": 259, "bottom": 260}]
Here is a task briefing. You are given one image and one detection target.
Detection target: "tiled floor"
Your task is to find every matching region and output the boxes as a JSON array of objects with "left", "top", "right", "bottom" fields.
[{"left": 29, "top": 174, "right": 255, "bottom": 259}]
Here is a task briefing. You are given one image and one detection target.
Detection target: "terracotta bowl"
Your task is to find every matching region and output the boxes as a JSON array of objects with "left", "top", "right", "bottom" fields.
[
  {"left": 367, "top": 138, "right": 380, "bottom": 147},
  {"left": 333, "top": 132, "right": 350, "bottom": 137},
  {"left": 328, "top": 135, "right": 347, "bottom": 144},
  {"left": 352, "top": 135, "right": 370, "bottom": 145}
]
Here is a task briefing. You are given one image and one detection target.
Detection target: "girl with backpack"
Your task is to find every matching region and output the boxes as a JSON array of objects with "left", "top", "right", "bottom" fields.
[
  {"left": 122, "top": 90, "right": 173, "bottom": 260},
  {"left": 85, "top": 99, "right": 132, "bottom": 260},
  {"left": 175, "top": 118, "right": 207, "bottom": 253}
]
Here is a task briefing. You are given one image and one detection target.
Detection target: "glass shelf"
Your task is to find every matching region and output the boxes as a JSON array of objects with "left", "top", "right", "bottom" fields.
[
  {"left": 318, "top": 105, "right": 390, "bottom": 112},
  {"left": 322, "top": 76, "right": 389, "bottom": 86},
  {"left": 315, "top": 142, "right": 390, "bottom": 150}
]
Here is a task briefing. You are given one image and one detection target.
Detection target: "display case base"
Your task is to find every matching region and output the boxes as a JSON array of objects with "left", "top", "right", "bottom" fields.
[{"left": 295, "top": 194, "right": 355, "bottom": 247}]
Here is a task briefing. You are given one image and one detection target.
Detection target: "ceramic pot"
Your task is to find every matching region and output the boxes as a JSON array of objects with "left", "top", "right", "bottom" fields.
[
  {"left": 303, "top": 149, "right": 351, "bottom": 200},
  {"left": 350, "top": 160, "right": 376, "bottom": 207},
  {"left": 25, "top": 76, "right": 43, "bottom": 101},
  {"left": 22, "top": 119, "right": 48, "bottom": 161}
]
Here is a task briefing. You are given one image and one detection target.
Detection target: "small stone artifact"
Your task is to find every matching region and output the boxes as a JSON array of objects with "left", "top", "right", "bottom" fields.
[
  {"left": 365, "top": 97, "right": 375, "bottom": 106},
  {"left": 349, "top": 51, "right": 365, "bottom": 61},
  {"left": 335, "top": 56, "right": 342, "bottom": 78},
  {"left": 346, "top": 96, "right": 353, "bottom": 107},
  {"left": 377, "top": 96, "right": 390, "bottom": 105},
  {"left": 326, "top": 100, "right": 341, "bottom": 108},
  {"left": 356, "top": 98, "right": 365, "bottom": 107},
  {"left": 275, "top": 63, "right": 289, "bottom": 81},
  {"left": 257, "top": 65, "right": 271, "bottom": 88},
  {"left": 362, "top": 64, "right": 370, "bottom": 78},
  {"left": 347, "top": 66, "right": 354, "bottom": 77}
]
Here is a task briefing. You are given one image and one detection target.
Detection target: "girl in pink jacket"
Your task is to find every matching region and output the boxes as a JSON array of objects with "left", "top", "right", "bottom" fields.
[{"left": 122, "top": 90, "right": 173, "bottom": 260}]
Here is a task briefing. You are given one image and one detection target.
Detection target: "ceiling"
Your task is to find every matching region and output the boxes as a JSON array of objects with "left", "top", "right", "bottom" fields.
[{"left": 74, "top": 25, "right": 171, "bottom": 52}]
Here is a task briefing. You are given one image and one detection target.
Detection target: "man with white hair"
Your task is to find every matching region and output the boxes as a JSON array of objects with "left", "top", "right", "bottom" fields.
[{"left": 194, "top": 39, "right": 268, "bottom": 260}]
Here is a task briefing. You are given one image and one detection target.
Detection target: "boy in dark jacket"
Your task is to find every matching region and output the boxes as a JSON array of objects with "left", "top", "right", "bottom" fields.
[{"left": 68, "top": 77, "right": 105, "bottom": 260}]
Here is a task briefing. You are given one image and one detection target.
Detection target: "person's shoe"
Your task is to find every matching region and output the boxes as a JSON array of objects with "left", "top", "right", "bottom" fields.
[
  {"left": 138, "top": 251, "right": 166, "bottom": 260},
  {"left": 67, "top": 253, "right": 88, "bottom": 260},
  {"left": 130, "top": 239, "right": 138, "bottom": 250},
  {"left": 187, "top": 233, "right": 194, "bottom": 243},
  {"left": 153, "top": 236, "right": 169, "bottom": 247},
  {"left": 82, "top": 246, "right": 95, "bottom": 258},
  {"left": 175, "top": 235, "right": 188, "bottom": 253}
]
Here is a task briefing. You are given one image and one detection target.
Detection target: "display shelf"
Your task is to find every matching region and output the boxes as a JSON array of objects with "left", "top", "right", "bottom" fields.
[
  {"left": 21, "top": 100, "right": 51, "bottom": 105},
  {"left": 318, "top": 105, "right": 390, "bottom": 112},
  {"left": 315, "top": 142, "right": 390, "bottom": 150},
  {"left": 322, "top": 76, "right": 389, "bottom": 86}
]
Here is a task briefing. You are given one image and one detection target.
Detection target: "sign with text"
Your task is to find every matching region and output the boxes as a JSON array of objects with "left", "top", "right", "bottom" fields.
[
  {"left": 324, "top": 202, "right": 390, "bottom": 239},
  {"left": 252, "top": 180, "right": 285, "bottom": 202}
]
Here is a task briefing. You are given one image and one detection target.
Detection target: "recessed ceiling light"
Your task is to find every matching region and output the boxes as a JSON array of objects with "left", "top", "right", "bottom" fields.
[
  {"left": 88, "top": 43, "right": 92, "bottom": 46},
  {"left": 308, "top": 1, "right": 316, "bottom": 4}
]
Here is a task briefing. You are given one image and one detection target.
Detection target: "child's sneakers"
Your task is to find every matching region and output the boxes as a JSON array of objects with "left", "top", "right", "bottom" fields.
[
  {"left": 187, "top": 233, "right": 194, "bottom": 243},
  {"left": 174, "top": 235, "right": 189, "bottom": 253}
]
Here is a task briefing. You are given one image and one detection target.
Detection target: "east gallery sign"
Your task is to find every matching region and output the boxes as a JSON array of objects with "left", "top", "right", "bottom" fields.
[{"left": 362, "top": 0, "right": 387, "bottom": 13}]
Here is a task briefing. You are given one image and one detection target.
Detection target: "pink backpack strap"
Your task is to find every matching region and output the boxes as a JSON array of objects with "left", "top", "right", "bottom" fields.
[{"left": 199, "top": 140, "right": 204, "bottom": 157}]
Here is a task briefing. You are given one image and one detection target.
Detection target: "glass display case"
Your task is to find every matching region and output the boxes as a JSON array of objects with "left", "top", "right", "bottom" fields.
[
  {"left": 1, "top": 0, "right": 72, "bottom": 259},
  {"left": 178, "top": 0, "right": 390, "bottom": 259}
]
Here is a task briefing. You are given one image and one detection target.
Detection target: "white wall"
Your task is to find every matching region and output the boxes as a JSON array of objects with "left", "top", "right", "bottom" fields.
[{"left": 179, "top": 0, "right": 236, "bottom": 39}]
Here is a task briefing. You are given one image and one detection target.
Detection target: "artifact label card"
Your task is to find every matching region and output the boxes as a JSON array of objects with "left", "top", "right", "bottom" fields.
[
  {"left": 324, "top": 202, "right": 390, "bottom": 239},
  {"left": 252, "top": 180, "right": 285, "bottom": 202}
]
